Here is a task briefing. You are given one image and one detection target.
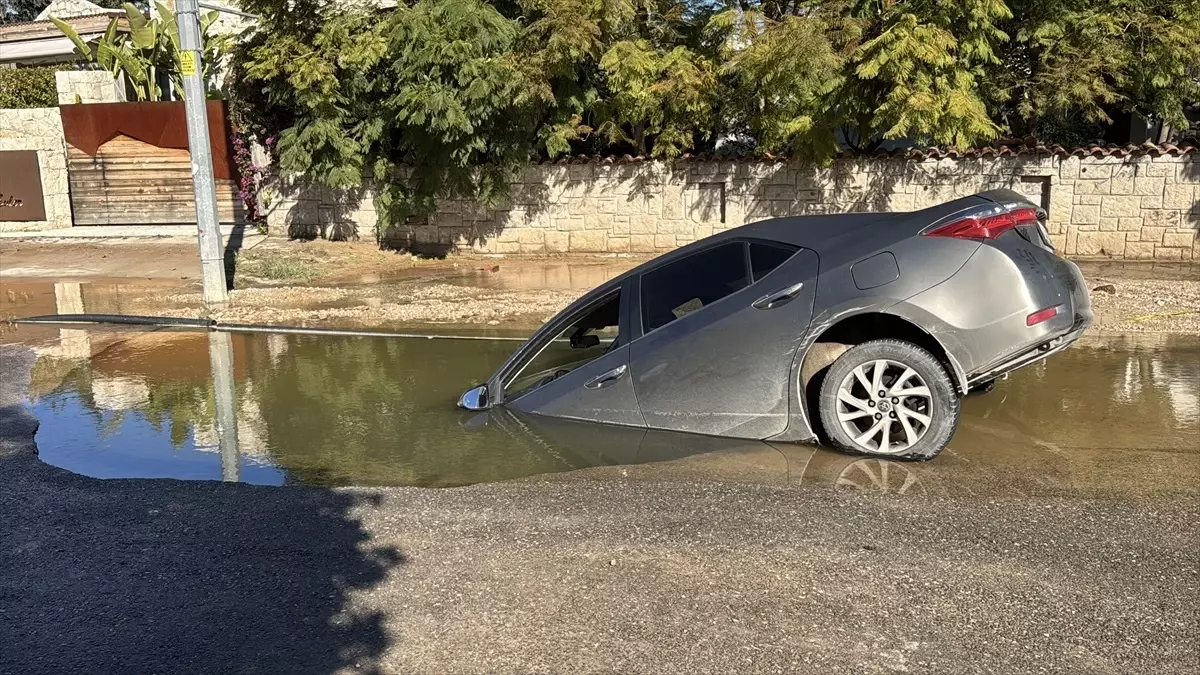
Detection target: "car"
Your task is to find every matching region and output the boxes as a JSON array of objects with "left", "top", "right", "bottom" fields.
[{"left": 458, "top": 189, "right": 1093, "bottom": 460}]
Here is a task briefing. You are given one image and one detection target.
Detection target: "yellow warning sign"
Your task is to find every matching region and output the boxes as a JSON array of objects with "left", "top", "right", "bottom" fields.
[{"left": 180, "top": 51, "right": 197, "bottom": 77}]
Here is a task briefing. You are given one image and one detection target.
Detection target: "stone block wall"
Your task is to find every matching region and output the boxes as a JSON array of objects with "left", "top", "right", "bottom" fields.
[
  {"left": 0, "top": 107, "right": 71, "bottom": 231},
  {"left": 55, "top": 71, "right": 125, "bottom": 105},
  {"left": 264, "top": 150, "right": 1199, "bottom": 260}
]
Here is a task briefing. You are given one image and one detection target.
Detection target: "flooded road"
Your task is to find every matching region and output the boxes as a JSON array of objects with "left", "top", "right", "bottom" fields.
[
  {"left": 3, "top": 276, "right": 1199, "bottom": 675},
  {"left": 5, "top": 318, "right": 1197, "bottom": 497}
]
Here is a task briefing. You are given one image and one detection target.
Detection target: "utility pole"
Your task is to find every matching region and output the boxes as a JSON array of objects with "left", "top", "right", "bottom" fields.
[{"left": 176, "top": 0, "right": 228, "bottom": 306}]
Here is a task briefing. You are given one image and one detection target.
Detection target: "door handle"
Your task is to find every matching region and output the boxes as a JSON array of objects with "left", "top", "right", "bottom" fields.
[
  {"left": 585, "top": 364, "right": 627, "bottom": 389},
  {"left": 752, "top": 281, "right": 805, "bottom": 310}
]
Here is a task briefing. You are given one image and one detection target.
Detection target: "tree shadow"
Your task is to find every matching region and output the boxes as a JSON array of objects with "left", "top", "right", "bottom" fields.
[
  {"left": 266, "top": 180, "right": 369, "bottom": 243},
  {"left": 0, "top": 346, "right": 404, "bottom": 675}
]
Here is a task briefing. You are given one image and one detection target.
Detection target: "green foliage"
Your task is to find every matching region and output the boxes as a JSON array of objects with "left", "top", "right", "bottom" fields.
[
  {"left": 238, "top": 249, "right": 321, "bottom": 281},
  {"left": 234, "top": 0, "right": 1200, "bottom": 222},
  {"left": 0, "top": 66, "right": 63, "bottom": 108},
  {"left": 597, "top": 40, "right": 716, "bottom": 157},
  {"left": 516, "top": 0, "right": 721, "bottom": 158},
  {"left": 238, "top": 0, "right": 539, "bottom": 232},
  {"left": 994, "top": 0, "right": 1200, "bottom": 138},
  {"left": 713, "top": 0, "right": 1010, "bottom": 154},
  {"left": 51, "top": 2, "right": 228, "bottom": 102}
]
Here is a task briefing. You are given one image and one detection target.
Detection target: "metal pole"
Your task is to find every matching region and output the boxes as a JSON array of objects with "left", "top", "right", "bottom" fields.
[
  {"left": 208, "top": 330, "right": 241, "bottom": 482},
  {"left": 176, "top": 0, "right": 228, "bottom": 306}
]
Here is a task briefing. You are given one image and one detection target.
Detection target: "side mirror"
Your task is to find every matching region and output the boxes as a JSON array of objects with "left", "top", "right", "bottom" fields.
[
  {"left": 457, "top": 385, "right": 489, "bottom": 410},
  {"left": 570, "top": 333, "right": 600, "bottom": 349}
]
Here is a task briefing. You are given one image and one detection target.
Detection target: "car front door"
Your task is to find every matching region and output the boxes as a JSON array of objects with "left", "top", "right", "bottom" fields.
[
  {"left": 628, "top": 241, "right": 819, "bottom": 439},
  {"left": 498, "top": 282, "right": 645, "bottom": 428}
]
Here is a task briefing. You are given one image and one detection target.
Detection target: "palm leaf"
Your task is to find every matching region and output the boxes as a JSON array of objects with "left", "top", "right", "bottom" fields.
[
  {"left": 50, "top": 15, "right": 95, "bottom": 62},
  {"left": 123, "top": 2, "right": 148, "bottom": 30}
]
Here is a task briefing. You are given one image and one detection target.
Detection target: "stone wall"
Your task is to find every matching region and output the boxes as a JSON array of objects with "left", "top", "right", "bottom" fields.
[
  {"left": 0, "top": 107, "right": 71, "bottom": 231},
  {"left": 264, "top": 150, "right": 1200, "bottom": 260},
  {"left": 55, "top": 70, "right": 125, "bottom": 105}
]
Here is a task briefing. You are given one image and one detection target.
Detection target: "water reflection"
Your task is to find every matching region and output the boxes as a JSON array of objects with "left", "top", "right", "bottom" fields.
[{"left": 12, "top": 326, "right": 1200, "bottom": 498}]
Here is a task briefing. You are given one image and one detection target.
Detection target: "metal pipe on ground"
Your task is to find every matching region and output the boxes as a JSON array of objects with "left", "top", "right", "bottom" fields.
[{"left": 13, "top": 314, "right": 531, "bottom": 342}]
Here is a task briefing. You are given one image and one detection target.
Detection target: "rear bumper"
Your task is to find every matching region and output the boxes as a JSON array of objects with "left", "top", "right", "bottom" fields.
[
  {"left": 965, "top": 257, "right": 1093, "bottom": 384},
  {"left": 966, "top": 313, "right": 1089, "bottom": 385}
]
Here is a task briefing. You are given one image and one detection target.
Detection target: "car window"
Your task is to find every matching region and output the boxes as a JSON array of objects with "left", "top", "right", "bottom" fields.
[
  {"left": 750, "top": 242, "right": 799, "bottom": 281},
  {"left": 641, "top": 242, "right": 749, "bottom": 333},
  {"left": 504, "top": 291, "right": 622, "bottom": 399}
]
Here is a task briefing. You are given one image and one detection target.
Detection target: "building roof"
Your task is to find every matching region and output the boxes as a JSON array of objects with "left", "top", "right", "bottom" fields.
[
  {"left": 35, "top": 0, "right": 114, "bottom": 21},
  {"left": 0, "top": 9, "right": 127, "bottom": 64},
  {"left": 0, "top": 13, "right": 123, "bottom": 41}
]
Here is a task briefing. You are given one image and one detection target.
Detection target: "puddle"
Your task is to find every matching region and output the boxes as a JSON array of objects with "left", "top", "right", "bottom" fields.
[
  {"left": 3, "top": 318, "right": 1197, "bottom": 497},
  {"left": 441, "top": 261, "right": 640, "bottom": 291}
]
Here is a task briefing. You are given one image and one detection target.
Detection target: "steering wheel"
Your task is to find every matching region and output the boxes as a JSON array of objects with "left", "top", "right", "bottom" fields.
[{"left": 537, "top": 368, "right": 574, "bottom": 388}]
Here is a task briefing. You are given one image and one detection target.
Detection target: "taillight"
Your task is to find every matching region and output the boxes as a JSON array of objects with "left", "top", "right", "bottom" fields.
[
  {"left": 925, "top": 207, "right": 1040, "bottom": 240},
  {"left": 1026, "top": 306, "right": 1059, "bottom": 326}
]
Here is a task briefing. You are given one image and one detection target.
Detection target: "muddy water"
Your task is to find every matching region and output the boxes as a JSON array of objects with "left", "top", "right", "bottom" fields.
[{"left": 4, "top": 315, "right": 1197, "bottom": 497}]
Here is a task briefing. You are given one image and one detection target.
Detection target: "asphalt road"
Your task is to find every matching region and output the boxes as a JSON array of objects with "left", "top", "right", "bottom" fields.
[{"left": 1, "top": 346, "right": 1197, "bottom": 674}]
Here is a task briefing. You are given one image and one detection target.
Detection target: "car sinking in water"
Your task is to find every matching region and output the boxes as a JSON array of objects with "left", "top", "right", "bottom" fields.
[{"left": 459, "top": 189, "right": 1093, "bottom": 460}]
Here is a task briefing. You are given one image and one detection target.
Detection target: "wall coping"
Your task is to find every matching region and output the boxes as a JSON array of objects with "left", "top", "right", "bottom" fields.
[{"left": 536, "top": 141, "right": 1200, "bottom": 165}]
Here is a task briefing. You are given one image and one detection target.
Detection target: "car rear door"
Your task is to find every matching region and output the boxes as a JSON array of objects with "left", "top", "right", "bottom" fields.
[{"left": 628, "top": 241, "right": 820, "bottom": 439}]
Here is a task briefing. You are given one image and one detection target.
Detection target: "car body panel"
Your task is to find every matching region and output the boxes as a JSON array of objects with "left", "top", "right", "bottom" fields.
[
  {"left": 629, "top": 247, "right": 819, "bottom": 439},
  {"left": 462, "top": 190, "right": 1093, "bottom": 448},
  {"left": 508, "top": 344, "right": 646, "bottom": 427}
]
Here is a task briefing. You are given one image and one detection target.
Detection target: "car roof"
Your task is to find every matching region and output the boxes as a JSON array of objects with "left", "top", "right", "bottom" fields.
[{"left": 581, "top": 191, "right": 1022, "bottom": 299}]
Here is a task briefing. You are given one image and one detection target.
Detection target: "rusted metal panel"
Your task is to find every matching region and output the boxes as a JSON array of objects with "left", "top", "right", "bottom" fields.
[
  {"left": 0, "top": 151, "right": 47, "bottom": 221},
  {"left": 59, "top": 100, "right": 238, "bottom": 179}
]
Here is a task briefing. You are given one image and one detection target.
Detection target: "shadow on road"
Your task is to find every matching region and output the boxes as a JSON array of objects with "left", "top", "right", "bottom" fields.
[
  {"left": 223, "top": 221, "right": 247, "bottom": 290},
  {"left": 0, "top": 346, "right": 404, "bottom": 675}
]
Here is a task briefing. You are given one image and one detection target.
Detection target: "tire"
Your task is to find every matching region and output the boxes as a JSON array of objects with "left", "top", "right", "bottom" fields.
[{"left": 817, "top": 339, "right": 960, "bottom": 461}]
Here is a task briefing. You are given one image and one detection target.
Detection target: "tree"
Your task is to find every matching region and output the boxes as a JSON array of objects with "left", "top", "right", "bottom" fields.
[
  {"left": 230, "top": 0, "right": 1200, "bottom": 229},
  {"left": 516, "top": 0, "right": 722, "bottom": 158},
  {"left": 236, "top": 0, "right": 542, "bottom": 231},
  {"left": 710, "top": 0, "right": 1010, "bottom": 156},
  {"left": 991, "top": 0, "right": 1200, "bottom": 142}
]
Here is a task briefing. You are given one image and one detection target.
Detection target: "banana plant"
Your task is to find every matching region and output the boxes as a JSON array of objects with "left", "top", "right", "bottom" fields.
[{"left": 51, "top": 3, "right": 230, "bottom": 103}]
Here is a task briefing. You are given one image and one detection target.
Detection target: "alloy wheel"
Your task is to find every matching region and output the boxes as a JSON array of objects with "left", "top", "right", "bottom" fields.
[{"left": 835, "top": 359, "right": 933, "bottom": 454}]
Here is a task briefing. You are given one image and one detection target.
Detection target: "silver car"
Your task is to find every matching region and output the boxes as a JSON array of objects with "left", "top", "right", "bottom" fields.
[{"left": 460, "top": 189, "right": 1093, "bottom": 460}]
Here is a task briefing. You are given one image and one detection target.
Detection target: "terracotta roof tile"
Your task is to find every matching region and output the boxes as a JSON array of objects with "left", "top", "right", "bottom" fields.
[{"left": 536, "top": 140, "right": 1199, "bottom": 164}]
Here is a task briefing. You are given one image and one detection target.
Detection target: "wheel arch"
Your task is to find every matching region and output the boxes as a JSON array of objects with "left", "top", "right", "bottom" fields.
[
  {"left": 807, "top": 311, "right": 966, "bottom": 386},
  {"left": 797, "top": 311, "right": 968, "bottom": 437}
]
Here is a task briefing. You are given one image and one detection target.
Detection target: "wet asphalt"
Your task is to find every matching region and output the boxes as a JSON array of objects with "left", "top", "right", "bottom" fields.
[{"left": 1, "top": 346, "right": 1198, "bottom": 675}]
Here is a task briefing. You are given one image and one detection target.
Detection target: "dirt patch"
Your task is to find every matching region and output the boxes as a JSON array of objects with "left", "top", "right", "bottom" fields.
[
  {"left": 1080, "top": 263, "right": 1200, "bottom": 334},
  {"left": 133, "top": 282, "right": 583, "bottom": 328},
  {"left": 133, "top": 265, "right": 1198, "bottom": 335},
  {"left": 3, "top": 238, "right": 1197, "bottom": 334},
  {"left": 0, "top": 239, "right": 203, "bottom": 280}
]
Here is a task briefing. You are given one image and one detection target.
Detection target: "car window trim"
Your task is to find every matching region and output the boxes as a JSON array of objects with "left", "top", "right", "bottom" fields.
[
  {"left": 749, "top": 240, "right": 801, "bottom": 283},
  {"left": 632, "top": 237, "right": 802, "bottom": 342}
]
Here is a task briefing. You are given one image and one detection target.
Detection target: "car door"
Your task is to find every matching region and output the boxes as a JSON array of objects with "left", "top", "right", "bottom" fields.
[
  {"left": 500, "top": 283, "right": 646, "bottom": 428},
  {"left": 628, "top": 241, "right": 819, "bottom": 439}
]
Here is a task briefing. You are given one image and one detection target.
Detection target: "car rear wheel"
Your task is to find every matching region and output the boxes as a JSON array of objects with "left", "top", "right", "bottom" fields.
[{"left": 817, "top": 339, "right": 960, "bottom": 460}]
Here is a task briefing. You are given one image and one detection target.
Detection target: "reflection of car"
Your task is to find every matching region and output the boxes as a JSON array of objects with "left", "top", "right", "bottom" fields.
[{"left": 460, "top": 190, "right": 1092, "bottom": 460}]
